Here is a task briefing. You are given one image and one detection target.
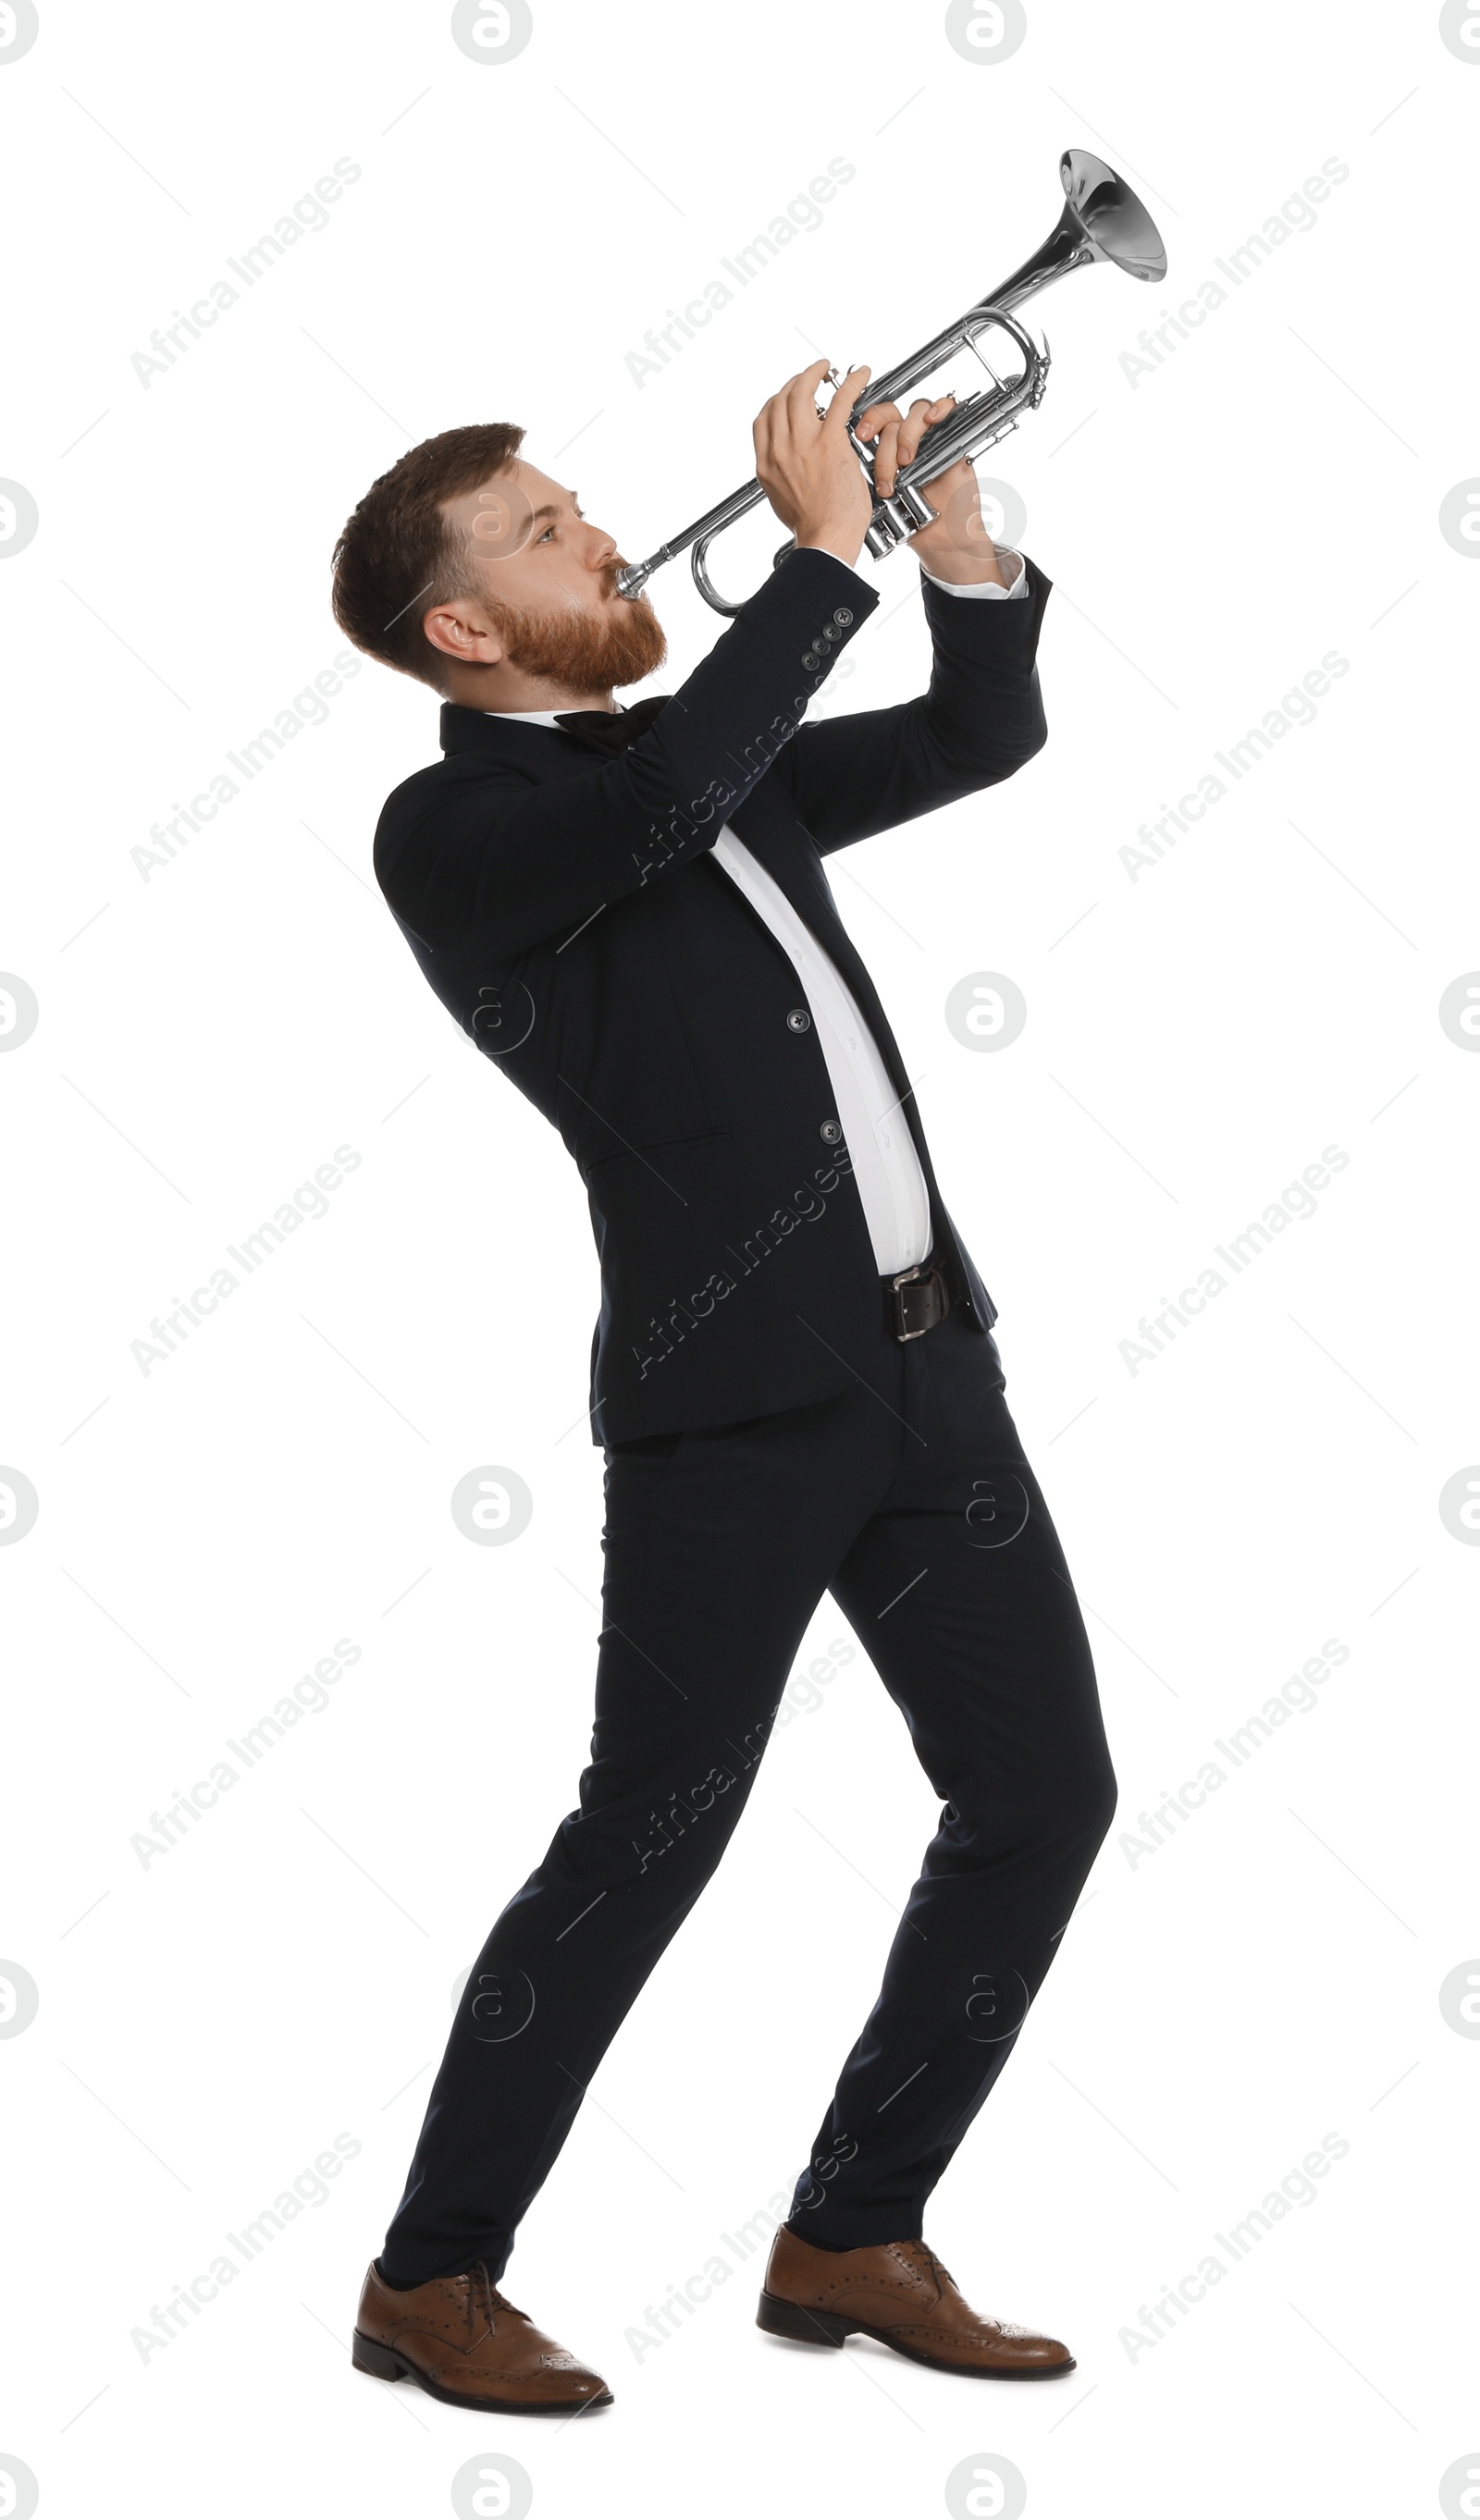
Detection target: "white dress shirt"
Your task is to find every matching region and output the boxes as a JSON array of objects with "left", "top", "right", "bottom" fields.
[{"left": 489, "top": 548, "right": 1028, "bottom": 1274}]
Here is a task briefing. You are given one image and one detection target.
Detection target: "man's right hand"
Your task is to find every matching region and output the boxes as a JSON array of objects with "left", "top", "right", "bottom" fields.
[{"left": 753, "top": 361, "right": 873, "bottom": 569}]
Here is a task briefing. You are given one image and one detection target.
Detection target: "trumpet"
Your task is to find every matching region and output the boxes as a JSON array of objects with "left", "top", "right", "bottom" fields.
[{"left": 615, "top": 148, "right": 1166, "bottom": 617}]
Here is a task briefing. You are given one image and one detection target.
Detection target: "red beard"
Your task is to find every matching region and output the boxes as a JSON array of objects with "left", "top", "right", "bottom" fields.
[{"left": 485, "top": 571, "right": 668, "bottom": 696}]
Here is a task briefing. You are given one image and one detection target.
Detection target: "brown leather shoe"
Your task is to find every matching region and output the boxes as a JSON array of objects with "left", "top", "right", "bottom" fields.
[
  {"left": 352, "top": 2259, "right": 612, "bottom": 2414},
  {"left": 757, "top": 2226, "right": 1074, "bottom": 2379}
]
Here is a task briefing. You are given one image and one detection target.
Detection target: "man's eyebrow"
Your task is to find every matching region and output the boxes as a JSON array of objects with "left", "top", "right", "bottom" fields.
[{"left": 529, "top": 491, "right": 582, "bottom": 525}]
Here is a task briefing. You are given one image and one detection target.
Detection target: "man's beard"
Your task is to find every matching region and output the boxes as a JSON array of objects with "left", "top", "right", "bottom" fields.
[{"left": 485, "top": 570, "right": 667, "bottom": 697}]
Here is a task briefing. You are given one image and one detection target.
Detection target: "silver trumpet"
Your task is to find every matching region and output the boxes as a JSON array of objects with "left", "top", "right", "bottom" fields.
[{"left": 615, "top": 148, "right": 1166, "bottom": 617}]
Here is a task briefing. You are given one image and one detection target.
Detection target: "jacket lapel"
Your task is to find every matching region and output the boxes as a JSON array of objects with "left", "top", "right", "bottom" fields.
[{"left": 439, "top": 704, "right": 942, "bottom": 1204}]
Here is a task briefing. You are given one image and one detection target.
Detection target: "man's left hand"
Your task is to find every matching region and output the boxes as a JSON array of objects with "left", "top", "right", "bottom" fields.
[{"left": 852, "top": 391, "right": 1006, "bottom": 587}]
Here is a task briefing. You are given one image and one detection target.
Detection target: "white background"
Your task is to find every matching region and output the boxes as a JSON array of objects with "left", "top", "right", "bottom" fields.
[{"left": 2, "top": 3, "right": 1476, "bottom": 2515}]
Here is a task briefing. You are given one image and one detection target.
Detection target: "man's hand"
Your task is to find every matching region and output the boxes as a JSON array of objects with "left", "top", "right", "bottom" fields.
[
  {"left": 753, "top": 360, "right": 875, "bottom": 568},
  {"left": 856, "top": 391, "right": 1007, "bottom": 588},
  {"left": 753, "top": 364, "right": 1010, "bottom": 586}
]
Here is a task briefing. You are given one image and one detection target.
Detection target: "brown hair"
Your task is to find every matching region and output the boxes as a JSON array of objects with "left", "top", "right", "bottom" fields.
[{"left": 330, "top": 422, "right": 525, "bottom": 692}]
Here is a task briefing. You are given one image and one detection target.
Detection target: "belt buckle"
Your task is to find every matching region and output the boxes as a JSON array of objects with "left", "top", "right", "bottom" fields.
[{"left": 889, "top": 1260, "right": 947, "bottom": 1342}]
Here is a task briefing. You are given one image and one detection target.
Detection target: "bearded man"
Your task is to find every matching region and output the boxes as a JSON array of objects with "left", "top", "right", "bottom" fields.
[{"left": 329, "top": 363, "right": 1116, "bottom": 2415}]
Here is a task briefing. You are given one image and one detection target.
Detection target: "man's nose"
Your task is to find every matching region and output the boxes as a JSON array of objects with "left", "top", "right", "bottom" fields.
[{"left": 586, "top": 523, "right": 618, "bottom": 571}]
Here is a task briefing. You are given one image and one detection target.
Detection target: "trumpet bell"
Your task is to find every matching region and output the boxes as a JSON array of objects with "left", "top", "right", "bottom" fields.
[
  {"left": 990, "top": 149, "right": 1166, "bottom": 314},
  {"left": 1061, "top": 147, "right": 1167, "bottom": 283}
]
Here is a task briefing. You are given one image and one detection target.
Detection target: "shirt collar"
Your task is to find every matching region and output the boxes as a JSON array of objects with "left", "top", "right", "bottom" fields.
[
  {"left": 438, "top": 697, "right": 626, "bottom": 756},
  {"left": 482, "top": 701, "right": 627, "bottom": 726}
]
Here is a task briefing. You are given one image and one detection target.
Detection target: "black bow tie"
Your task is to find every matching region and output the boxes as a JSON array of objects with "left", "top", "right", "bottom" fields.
[{"left": 552, "top": 693, "right": 672, "bottom": 756}]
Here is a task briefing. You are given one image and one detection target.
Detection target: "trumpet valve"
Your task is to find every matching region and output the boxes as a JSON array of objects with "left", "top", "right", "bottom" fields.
[{"left": 862, "top": 486, "right": 929, "bottom": 559}]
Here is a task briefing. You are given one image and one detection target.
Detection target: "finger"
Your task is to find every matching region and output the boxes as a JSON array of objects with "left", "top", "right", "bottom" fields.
[
  {"left": 871, "top": 417, "right": 904, "bottom": 494},
  {"left": 775, "top": 360, "right": 841, "bottom": 462},
  {"left": 783, "top": 359, "right": 836, "bottom": 429},
  {"left": 882, "top": 393, "right": 945, "bottom": 489},
  {"left": 897, "top": 393, "right": 958, "bottom": 467},
  {"left": 755, "top": 367, "right": 811, "bottom": 443},
  {"left": 752, "top": 396, "right": 779, "bottom": 465},
  {"left": 768, "top": 373, "right": 811, "bottom": 462},
  {"left": 758, "top": 363, "right": 821, "bottom": 453},
  {"left": 857, "top": 389, "right": 953, "bottom": 443},
  {"left": 820, "top": 363, "right": 871, "bottom": 436}
]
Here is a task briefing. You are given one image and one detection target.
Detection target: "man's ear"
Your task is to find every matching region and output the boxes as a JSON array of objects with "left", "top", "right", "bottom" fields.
[{"left": 423, "top": 595, "right": 505, "bottom": 670}]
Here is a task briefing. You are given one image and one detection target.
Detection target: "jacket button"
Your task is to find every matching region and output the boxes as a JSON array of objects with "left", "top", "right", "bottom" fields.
[
  {"left": 820, "top": 1119, "right": 843, "bottom": 1144},
  {"left": 786, "top": 1007, "right": 811, "bottom": 1032}
]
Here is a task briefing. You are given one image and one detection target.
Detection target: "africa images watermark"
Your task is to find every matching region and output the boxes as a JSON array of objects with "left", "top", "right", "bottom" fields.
[
  {"left": 1118, "top": 1634, "right": 1350, "bottom": 1874},
  {"left": 130, "top": 2130, "right": 363, "bottom": 2363},
  {"left": 629, "top": 1702, "right": 781, "bottom": 1877},
  {"left": 1119, "top": 649, "right": 1351, "bottom": 885},
  {"left": 625, "top": 1639, "right": 857, "bottom": 1875},
  {"left": 1118, "top": 2131, "right": 1350, "bottom": 2363},
  {"left": 129, "top": 1143, "right": 362, "bottom": 1375},
  {"left": 128, "top": 159, "right": 363, "bottom": 387},
  {"left": 629, "top": 1151, "right": 857, "bottom": 1384},
  {"left": 623, "top": 157, "right": 856, "bottom": 387},
  {"left": 626, "top": 602, "right": 857, "bottom": 893},
  {"left": 623, "top": 2184, "right": 802, "bottom": 2362},
  {"left": 1116, "top": 156, "right": 1350, "bottom": 390},
  {"left": 131, "top": 651, "right": 364, "bottom": 885},
  {"left": 773, "top": 1634, "right": 856, "bottom": 1730},
  {"left": 1117, "top": 1142, "right": 1350, "bottom": 1375},
  {"left": 130, "top": 1635, "right": 363, "bottom": 1870}
]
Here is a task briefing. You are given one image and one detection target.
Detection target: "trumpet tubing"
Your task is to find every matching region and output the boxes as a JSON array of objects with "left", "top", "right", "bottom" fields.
[{"left": 615, "top": 149, "right": 1166, "bottom": 617}]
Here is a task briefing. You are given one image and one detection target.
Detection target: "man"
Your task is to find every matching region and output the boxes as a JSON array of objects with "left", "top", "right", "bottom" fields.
[{"left": 330, "top": 361, "right": 1116, "bottom": 2416}]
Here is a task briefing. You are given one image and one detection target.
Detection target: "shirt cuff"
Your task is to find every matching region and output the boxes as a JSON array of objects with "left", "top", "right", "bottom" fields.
[
  {"left": 919, "top": 546, "right": 1026, "bottom": 599},
  {"left": 832, "top": 545, "right": 1027, "bottom": 599}
]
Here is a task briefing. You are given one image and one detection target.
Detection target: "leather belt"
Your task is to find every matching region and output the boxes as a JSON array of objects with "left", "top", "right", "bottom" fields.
[{"left": 884, "top": 1258, "right": 951, "bottom": 1342}]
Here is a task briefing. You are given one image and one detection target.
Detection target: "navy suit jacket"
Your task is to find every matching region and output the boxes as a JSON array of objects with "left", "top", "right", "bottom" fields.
[{"left": 373, "top": 544, "right": 1052, "bottom": 1444}]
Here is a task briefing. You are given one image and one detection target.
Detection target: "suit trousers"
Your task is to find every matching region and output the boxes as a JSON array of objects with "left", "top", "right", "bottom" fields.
[{"left": 378, "top": 1301, "right": 1117, "bottom": 2284}]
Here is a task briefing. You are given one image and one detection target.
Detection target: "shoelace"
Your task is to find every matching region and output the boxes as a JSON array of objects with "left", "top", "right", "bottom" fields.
[
  {"left": 894, "top": 2242, "right": 1004, "bottom": 2337},
  {"left": 896, "top": 2239, "right": 953, "bottom": 2293},
  {"left": 472, "top": 2260, "right": 530, "bottom": 2329}
]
